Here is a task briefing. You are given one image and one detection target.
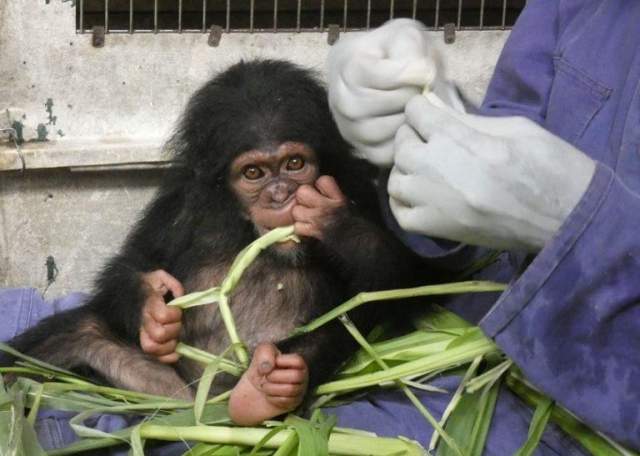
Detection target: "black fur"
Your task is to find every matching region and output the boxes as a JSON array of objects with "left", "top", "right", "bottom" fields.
[{"left": 3, "top": 59, "right": 424, "bottom": 400}]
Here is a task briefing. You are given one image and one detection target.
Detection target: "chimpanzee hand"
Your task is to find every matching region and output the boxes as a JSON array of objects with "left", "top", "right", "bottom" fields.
[
  {"left": 139, "top": 269, "right": 184, "bottom": 364},
  {"left": 229, "top": 343, "right": 309, "bottom": 426},
  {"left": 292, "top": 175, "right": 348, "bottom": 240}
]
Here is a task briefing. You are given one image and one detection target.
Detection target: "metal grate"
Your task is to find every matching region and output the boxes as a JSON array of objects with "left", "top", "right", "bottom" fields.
[{"left": 77, "top": 0, "right": 525, "bottom": 34}]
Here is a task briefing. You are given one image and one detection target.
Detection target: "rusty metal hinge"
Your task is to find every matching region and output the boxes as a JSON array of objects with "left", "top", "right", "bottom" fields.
[
  {"left": 444, "top": 23, "right": 456, "bottom": 44},
  {"left": 208, "top": 25, "right": 223, "bottom": 47},
  {"left": 92, "top": 25, "right": 105, "bottom": 48},
  {"left": 327, "top": 24, "right": 340, "bottom": 45}
]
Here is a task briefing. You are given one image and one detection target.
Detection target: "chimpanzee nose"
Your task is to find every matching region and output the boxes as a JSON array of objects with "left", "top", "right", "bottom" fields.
[{"left": 270, "top": 181, "right": 292, "bottom": 204}]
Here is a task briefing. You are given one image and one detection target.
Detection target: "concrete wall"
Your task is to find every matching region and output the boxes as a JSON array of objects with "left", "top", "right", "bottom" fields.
[{"left": 0, "top": 0, "right": 509, "bottom": 296}]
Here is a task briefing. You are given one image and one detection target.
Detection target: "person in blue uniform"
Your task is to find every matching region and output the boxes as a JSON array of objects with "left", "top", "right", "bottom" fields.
[{"left": 325, "top": 0, "right": 640, "bottom": 453}]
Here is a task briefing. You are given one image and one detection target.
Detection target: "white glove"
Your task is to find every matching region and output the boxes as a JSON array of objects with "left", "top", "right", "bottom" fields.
[
  {"left": 327, "top": 19, "right": 464, "bottom": 167},
  {"left": 388, "top": 95, "right": 596, "bottom": 251}
]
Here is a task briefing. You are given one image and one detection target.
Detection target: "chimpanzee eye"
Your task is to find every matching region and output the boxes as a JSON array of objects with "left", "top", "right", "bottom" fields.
[
  {"left": 286, "top": 156, "right": 305, "bottom": 171},
  {"left": 242, "top": 165, "right": 264, "bottom": 180}
]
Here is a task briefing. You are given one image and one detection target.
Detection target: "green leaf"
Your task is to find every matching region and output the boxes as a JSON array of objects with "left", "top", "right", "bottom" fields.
[
  {"left": 194, "top": 350, "right": 229, "bottom": 425},
  {"left": 514, "top": 398, "right": 553, "bottom": 456},
  {"left": 436, "top": 377, "right": 500, "bottom": 456},
  {"left": 129, "top": 424, "right": 146, "bottom": 456},
  {"left": 285, "top": 413, "right": 333, "bottom": 456}
]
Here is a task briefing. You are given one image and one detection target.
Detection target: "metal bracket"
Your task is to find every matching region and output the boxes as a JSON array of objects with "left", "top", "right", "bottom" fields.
[
  {"left": 327, "top": 24, "right": 340, "bottom": 45},
  {"left": 443, "top": 23, "right": 456, "bottom": 44},
  {"left": 92, "top": 26, "right": 105, "bottom": 48},
  {"left": 208, "top": 25, "right": 223, "bottom": 47}
]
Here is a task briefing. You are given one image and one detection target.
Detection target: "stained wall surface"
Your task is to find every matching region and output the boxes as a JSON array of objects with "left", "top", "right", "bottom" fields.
[{"left": 0, "top": 0, "right": 509, "bottom": 296}]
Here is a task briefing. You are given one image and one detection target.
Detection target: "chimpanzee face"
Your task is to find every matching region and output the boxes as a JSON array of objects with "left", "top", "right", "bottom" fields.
[{"left": 228, "top": 141, "right": 319, "bottom": 238}]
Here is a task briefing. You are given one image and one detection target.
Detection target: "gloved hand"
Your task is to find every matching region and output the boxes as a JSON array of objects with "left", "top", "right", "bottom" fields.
[
  {"left": 327, "top": 19, "right": 464, "bottom": 167},
  {"left": 388, "top": 95, "right": 596, "bottom": 251}
]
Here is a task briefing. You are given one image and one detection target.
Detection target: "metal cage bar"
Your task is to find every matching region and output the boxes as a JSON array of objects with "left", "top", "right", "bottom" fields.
[
  {"left": 76, "top": 0, "right": 521, "bottom": 35},
  {"left": 202, "top": 0, "right": 207, "bottom": 32},
  {"left": 104, "top": 0, "right": 109, "bottom": 31},
  {"left": 342, "top": 0, "right": 348, "bottom": 31},
  {"left": 129, "top": 0, "right": 134, "bottom": 33},
  {"left": 273, "top": 0, "right": 278, "bottom": 31},
  {"left": 502, "top": 0, "right": 508, "bottom": 28},
  {"left": 153, "top": 0, "right": 158, "bottom": 33},
  {"left": 249, "top": 0, "right": 255, "bottom": 33},
  {"left": 79, "top": 0, "right": 84, "bottom": 33}
]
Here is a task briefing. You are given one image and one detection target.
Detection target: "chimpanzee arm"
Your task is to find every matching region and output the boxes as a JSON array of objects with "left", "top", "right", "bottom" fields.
[
  {"left": 90, "top": 179, "right": 195, "bottom": 343},
  {"left": 322, "top": 214, "right": 421, "bottom": 297}
]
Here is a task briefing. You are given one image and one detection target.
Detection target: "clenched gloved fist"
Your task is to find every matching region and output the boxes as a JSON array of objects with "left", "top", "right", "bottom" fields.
[
  {"left": 327, "top": 19, "right": 464, "bottom": 167},
  {"left": 388, "top": 95, "right": 596, "bottom": 251}
]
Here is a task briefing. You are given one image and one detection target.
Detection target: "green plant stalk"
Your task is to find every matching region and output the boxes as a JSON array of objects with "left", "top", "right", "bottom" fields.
[
  {"left": 429, "top": 355, "right": 483, "bottom": 453},
  {"left": 514, "top": 397, "right": 554, "bottom": 456},
  {"left": 171, "top": 226, "right": 298, "bottom": 367},
  {"left": 466, "top": 377, "right": 501, "bottom": 456},
  {"left": 272, "top": 431, "right": 299, "bottom": 456},
  {"left": 317, "top": 337, "right": 498, "bottom": 395},
  {"left": 505, "top": 374, "right": 638, "bottom": 456},
  {"left": 169, "top": 287, "right": 222, "bottom": 309},
  {"left": 138, "top": 424, "right": 427, "bottom": 456},
  {"left": 220, "top": 226, "right": 297, "bottom": 295},
  {"left": 37, "top": 382, "right": 192, "bottom": 405},
  {"left": 292, "top": 281, "right": 507, "bottom": 336},
  {"left": 465, "top": 359, "right": 513, "bottom": 394},
  {"left": 339, "top": 316, "right": 462, "bottom": 456},
  {"left": 175, "top": 342, "right": 242, "bottom": 376},
  {"left": 339, "top": 331, "right": 456, "bottom": 376},
  {"left": 214, "top": 294, "right": 248, "bottom": 366}
]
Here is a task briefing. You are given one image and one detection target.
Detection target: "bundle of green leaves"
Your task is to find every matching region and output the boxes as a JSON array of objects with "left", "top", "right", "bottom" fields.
[{"left": 0, "top": 227, "right": 633, "bottom": 456}]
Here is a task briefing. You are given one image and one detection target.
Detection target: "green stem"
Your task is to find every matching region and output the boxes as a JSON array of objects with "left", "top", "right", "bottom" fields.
[
  {"left": 292, "top": 281, "right": 507, "bottom": 336},
  {"left": 176, "top": 343, "right": 243, "bottom": 376},
  {"left": 339, "top": 316, "right": 463, "bottom": 456},
  {"left": 429, "top": 355, "right": 483, "bottom": 453},
  {"left": 506, "top": 374, "right": 637, "bottom": 456},
  {"left": 317, "top": 337, "right": 498, "bottom": 395},
  {"left": 139, "top": 424, "right": 427, "bottom": 456}
]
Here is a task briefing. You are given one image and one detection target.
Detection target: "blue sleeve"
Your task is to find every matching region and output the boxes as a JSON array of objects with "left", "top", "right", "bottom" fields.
[
  {"left": 479, "top": 0, "right": 558, "bottom": 123},
  {"left": 480, "top": 164, "right": 640, "bottom": 449}
]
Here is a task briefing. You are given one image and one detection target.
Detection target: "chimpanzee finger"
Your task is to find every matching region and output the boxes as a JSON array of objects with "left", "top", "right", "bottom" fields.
[
  {"left": 295, "top": 184, "right": 328, "bottom": 208},
  {"left": 262, "top": 381, "right": 305, "bottom": 397},
  {"left": 144, "top": 317, "right": 182, "bottom": 344},
  {"left": 155, "top": 270, "right": 185, "bottom": 298},
  {"left": 291, "top": 205, "right": 316, "bottom": 224},
  {"left": 293, "top": 221, "right": 322, "bottom": 240},
  {"left": 143, "top": 270, "right": 185, "bottom": 297},
  {"left": 149, "top": 299, "right": 183, "bottom": 325},
  {"left": 265, "top": 396, "right": 302, "bottom": 409},
  {"left": 140, "top": 329, "right": 178, "bottom": 357},
  {"left": 156, "top": 352, "right": 180, "bottom": 364},
  {"left": 314, "top": 176, "right": 347, "bottom": 203},
  {"left": 275, "top": 354, "right": 308, "bottom": 370},
  {"left": 252, "top": 343, "right": 281, "bottom": 376},
  {"left": 266, "top": 368, "right": 307, "bottom": 384}
]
